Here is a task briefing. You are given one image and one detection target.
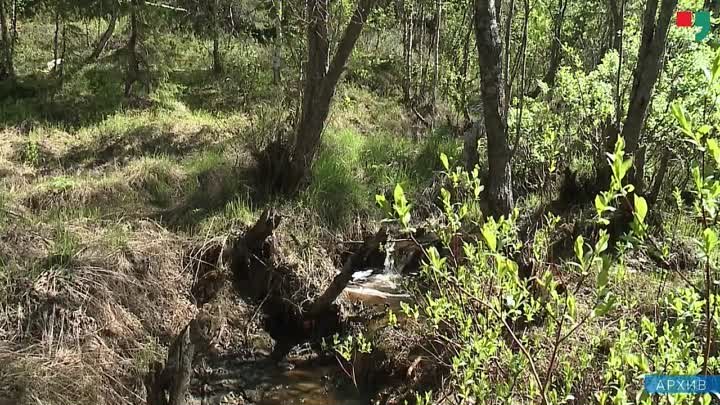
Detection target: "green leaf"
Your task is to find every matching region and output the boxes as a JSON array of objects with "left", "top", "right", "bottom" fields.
[
  {"left": 440, "top": 153, "right": 450, "bottom": 171},
  {"left": 633, "top": 195, "right": 648, "bottom": 224},
  {"left": 620, "top": 158, "right": 633, "bottom": 180},
  {"left": 401, "top": 212, "right": 411, "bottom": 227},
  {"left": 614, "top": 136, "right": 626, "bottom": 156},
  {"left": 375, "top": 194, "right": 390, "bottom": 211},
  {"left": 692, "top": 166, "right": 703, "bottom": 192},
  {"left": 712, "top": 49, "right": 720, "bottom": 83},
  {"left": 597, "top": 256, "right": 610, "bottom": 289},
  {"left": 574, "top": 236, "right": 584, "bottom": 264},
  {"left": 481, "top": 223, "right": 498, "bottom": 252},
  {"left": 708, "top": 138, "right": 720, "bottom": 167},
  {"left": 394, "top": 183, "right": 406, "bottom": 207},
  {"left": 703, "top": 228, "right": 718, "bottom": 255},
  {"left": 595, "top": 230, "right": 609, "bottom": 253},
  {"left": 566, "top": 295, "right": 577, "bottom": 319},
  {"left": 594, "top": 195, "right": 606, "bottom": 214},
  {"left": 594, "top": 293, "right": 616, "bottom": 316},
  {"left": 671, "top": 102, "right": 692, "bottom": 134}
]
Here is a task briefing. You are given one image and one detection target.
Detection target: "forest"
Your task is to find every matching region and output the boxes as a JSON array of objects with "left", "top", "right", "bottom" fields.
[{"left": 0, "top": 0, "right": 719, "bottom": 404}]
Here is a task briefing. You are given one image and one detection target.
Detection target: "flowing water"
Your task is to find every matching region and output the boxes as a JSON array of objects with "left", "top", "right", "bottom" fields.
[
  {"left": 190, "top": 267, "right": 409, "bottom": 405},
  {"left": 190, "top": 355, "right": 369, "bottom": 405}
]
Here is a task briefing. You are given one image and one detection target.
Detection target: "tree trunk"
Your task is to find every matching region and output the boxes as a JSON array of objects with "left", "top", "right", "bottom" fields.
[
  {"left": 211, "top": 0, "right": 222, "bottom": 75},
  {"left": 145, "top": 316, "right": 216, "bottom": 405},
  {"left": 502, "top": 0, "right": 514, "bottom": 99},
  {"left": 125, "top": 0, "right": 141, "bottom": 96},
  {"left": 460, "top": 23, "right": 472, "bottom": 121},
  {"left": 282, "top": 0, "right": 382, "bottom": 192},
  {"left": 10, "top": 0, "right": 15, "bottom": 55},
  {"left": 431, "top": 0, "right": 442, "bottom": 119},
  {"left": 272, "top": 0, "right": 282, "bottom": 83},
  {"left": 402, "top": 0, "right": 414, "bottom": 103},
  {"left": 87, "top": 6, "right": 118, "bottom": 62},
  {"left": 595, "top": 0, "right": 623, "bottom": 190},
  {"left": 511, "top": 0, "right": 529, "bottom": 158},
  {"left": 53, "top": 11, "right": 60, "bottom": 74},
  {"left": 416, "top": 4, "right": 425, "bottom": 97},
  {"left": 619, "top": 0, "right": 676, "bottom": 192},
  {"left": 474, "top": 0, "right": 514, "bottom": 216},
  {"left": 59, "top": 23, "right": 66, "bottom": 83},
  {"left": 607, "top": 0, "right": 622, "bottom": 54},
  {"left": 647, "top": 148, "right": 670, "bottom": 205},
  {"left": 464, "top": 120, "right": 482, "bottom": 171},
  {"left": 0, "top": 0, "right": 12, "bottom": 79}
]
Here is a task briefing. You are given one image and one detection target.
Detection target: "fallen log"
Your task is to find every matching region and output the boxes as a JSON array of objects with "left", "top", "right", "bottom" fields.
[{"left": 307, "top": 227, "right": 387, "bottom": 316}]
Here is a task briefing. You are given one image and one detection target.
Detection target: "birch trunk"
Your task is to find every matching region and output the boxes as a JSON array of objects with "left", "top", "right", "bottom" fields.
[{"left": 474, "top": 0, "right": 514, "bottom": 216}]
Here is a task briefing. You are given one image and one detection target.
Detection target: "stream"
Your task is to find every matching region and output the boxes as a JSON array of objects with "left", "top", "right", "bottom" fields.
[
  {"left": 190, "top": 267, "right": 410, "bottom": 405},
  {"left": 189, "top": 355, "right": 368, "bottom": 405}
]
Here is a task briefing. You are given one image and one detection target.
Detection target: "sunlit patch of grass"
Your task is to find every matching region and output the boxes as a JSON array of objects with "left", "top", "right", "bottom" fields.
[
  {"left": 332, "top": 85, "right": 410, "bottom": 135},
  {"left": 305, "top": 128, "right": 370, "bottom": 228},
  {"left": 183, "top": 150, "right": 245, "bottom": 210},
  {"left": 24, "top": 156, "right": 188, "bottom": 214},
  {"left": 303, "top": 127, "right": 460, "bottom": 228},
  {"left": 25, "top": 174, "right": 131, "bottom": 212},
  {"left": 47, "top": 224, "right": 82, "bottom": 268},
  {"left": 125, "top": 156, "right": 187, "bottom": 207},
  {"left": 194, "top": 196, "right": 257, "bottom": 235}
]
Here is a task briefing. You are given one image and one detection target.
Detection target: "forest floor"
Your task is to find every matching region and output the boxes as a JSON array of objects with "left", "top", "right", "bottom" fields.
[
  {"left": 0, "top": 25, "right": 461, "bottom": 403},
  {"left": 0, "top": 20, "right": 705, "bottom": 405}
]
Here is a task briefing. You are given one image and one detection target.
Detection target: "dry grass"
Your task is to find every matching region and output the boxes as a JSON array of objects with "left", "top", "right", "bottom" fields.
[{"left": 0, "top": 219, "right": 197, "bottom": 405}]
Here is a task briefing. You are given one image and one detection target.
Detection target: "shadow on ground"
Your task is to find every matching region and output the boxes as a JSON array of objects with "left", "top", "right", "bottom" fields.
[{"left": 61, "top": 124, "right": 221, "bottom": 170}]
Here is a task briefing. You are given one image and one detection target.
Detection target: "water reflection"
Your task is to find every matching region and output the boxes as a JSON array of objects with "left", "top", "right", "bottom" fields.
[{"left": 191, "top": 355, "right": 369, "bottom": 405}]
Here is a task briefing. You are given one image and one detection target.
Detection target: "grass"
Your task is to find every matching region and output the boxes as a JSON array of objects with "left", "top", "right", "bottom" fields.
[
  {"left": 0, "top": 16, "right": 461, "bottom": 405},
  {"left": 0, "top": 15, "right": 715, "bottom": 405},
  {"left": 304, "top": 125, "right": 461, "bottom": 228}
]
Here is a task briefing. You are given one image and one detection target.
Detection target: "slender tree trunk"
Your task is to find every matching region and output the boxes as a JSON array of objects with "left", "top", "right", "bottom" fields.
[
  {"left": 620, "top": 0, "right": 676, "bottom": 192},
  {"left": 53, "top": 11, "right": 61, "bottom": 73},
  {"left": 647, "top": 148, "right": 670, "bottom": 205},
  {"left": 595, "top": 0, "right": 624, "bottom": 190},
  {"left": 229, "top": 4, "right": 237, "bottom": 35},
  {"left": 58, "top": 23, "right": 66, "bottom": 83},
  {"left": 608, "top": 0, "right": 622, "bottom": 54},
  {"left": 125, "top": 0, "right": 141, "bottom": 96},
  {"left": 475, "top": 0, "right": 513, "bottom": 216},
  {"left": 502, "top": 0, "right": 514, "bottom": 99},
  {"left": 211, "top": 0, "right": 223, "bottom": 75},
  {"left": 0, "top": 0, "right": 13, "bottom": 79},
  {"left": 402, "top": 0, "right": 414, "bottom": 103},
  {"left": 10, "top": 0, "right": 15, "bottom": 55},
  {"left": 511, "top": 0, "right": 529, "bottom": 158},
  {"left": 431, "top": 0, "right": 442, "bottom": 119},
  {"left": 464, "top": 119, "right": 482, "bottom": 171},
  {"left": 416, "top": 4, "right": 425, "bottom": 97},
  {"left": 272, "top": 0, "right": 282, "bottom": 83},
  {"left": 460, "top": 23, "right": 472, "bottom": 121},
  {"left": 282, "top": 0, "right": 382, "bottom": 191},
  {"left": 87, "top": 7, "right": 119, "bottom": 62},
  {"left": 421, "top": 14, "right": 433, "bottom": 99}
]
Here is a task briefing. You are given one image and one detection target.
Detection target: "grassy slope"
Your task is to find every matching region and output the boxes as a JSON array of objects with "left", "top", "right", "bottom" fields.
[
  {"left": 0, "top": 16, "right": 706, "bottom": 405},
  {"left": 0, "top": 19, "right": 459, "bottom": 405}
]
